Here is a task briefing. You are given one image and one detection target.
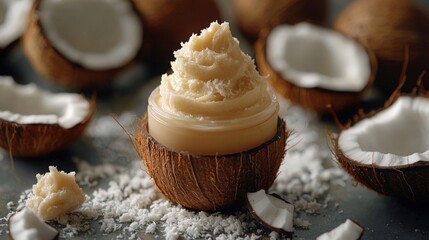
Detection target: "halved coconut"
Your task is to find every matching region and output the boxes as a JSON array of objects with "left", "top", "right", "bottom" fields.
[
  {"left": 330, "top": 95, "right": 429, "bottom": 202},
  {"left": 316, "top": 219, "right": 363, "bottom": 240},
  {"left": 132, "top": 0, "right": 221, "bottom": 68},
  {"left": 246, "top": 189, "right": 294, "bottom": 234},
  {"left": 232, "top": 0, "right": 328, "bottom": 44},
  {"left": 132, "top": 114, "right": 287, "bottom": 211},
  {"left": 9, "top": 208, "right": 59, "bottom": 240},
  {"left": 334, "top": 0, "right": 429, "bottom": 94},
  {"left": 255, "top": 23, "right": 376, "bottom": 113},
  {"left": 0, "top": 0, "right": 32, "bottom": 50},
  {"left": 22, "top": 0, "right": 143, "bottom": 88},
  {"left": 0, "top": 77, "right": 94, "bottom": 157}
]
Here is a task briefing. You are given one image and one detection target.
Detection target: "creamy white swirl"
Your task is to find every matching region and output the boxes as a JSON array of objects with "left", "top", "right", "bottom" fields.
[{"left": 159, "top": 22, "right": 272, "bottom": 120}]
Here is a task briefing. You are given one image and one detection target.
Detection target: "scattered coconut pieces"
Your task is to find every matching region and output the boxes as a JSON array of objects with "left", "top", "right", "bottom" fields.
[
  {"left": 0, "top": 0, "right": 32, "bottom": 49},
  {"left": 316, "top": 219, "right": 363, "bottom": 240},
  {"left": 247, "top": 189, "right": 294, "bottom": 234},
  {"left": 8, "top": 207, "right": 59, "bottom": 240},
  {"left": 26, "top": 166, "right": 85, "bottom": 221}
]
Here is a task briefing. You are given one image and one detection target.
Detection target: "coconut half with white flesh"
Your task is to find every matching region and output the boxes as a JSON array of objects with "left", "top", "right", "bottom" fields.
[
  {"left": 331, "top": 95, "right": 429, "bottom": 202},
  {"left": 247, "top": 189, "right": 294, "bottom": 234},
  {"left": 317, "top": 219, "right": 363, "bottom": 240},
  {"left": 0, "top": 0, "right": 32, "bottom": 50},
  {"left": 0, "top": 77, "right": 94, "bottom": 157},
  {"left": 9, "top": 208, "right": 58, "bottom": 240},
  {"left": 256, "top": 23, "right": 376, "bottom": 113},
  {"left": 22, "top": 0, "right": 143, "bottom": 88}
]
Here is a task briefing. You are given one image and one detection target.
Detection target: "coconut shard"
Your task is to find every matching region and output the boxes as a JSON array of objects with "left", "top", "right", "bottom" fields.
[
  {"left": 22, "top": 0, "right": 143, "bottom": 89},
  {"left": 133, "top": 22, "right": 288, "bottom": 211},
  {"left": 256, "top": 23, "right": 376, "bottom": 113},
  {"left": 334, "top": 0, "right": 429, "bottom": 94},
  {"left": 0, "top": 77, "right": 94, "bottom": 157}
]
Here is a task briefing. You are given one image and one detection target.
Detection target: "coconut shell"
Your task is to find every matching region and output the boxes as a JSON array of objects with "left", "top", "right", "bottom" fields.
[
  {"left": 329, "top": 132, "right": 429, "bottom": 202},
  {"left": 333, "top": 0, "right": 429, "bottom": 94},
  {"left": 232, "top": 0, "right": 328, "bottom": 44},
  {"left": 133, "top": 114, "right": 287, "bottom": 211},
  {"left": 0, "top": 97, "right": 94, "bottom": 158},
  {"left": 255, "top": 29, "right": 377, "bottom": 113},
  {"left": 132, "top": 0, "right": 221, "bottom": 70},
  {"left": 21, "top": 0, "right": 141, "bottom": 89}
]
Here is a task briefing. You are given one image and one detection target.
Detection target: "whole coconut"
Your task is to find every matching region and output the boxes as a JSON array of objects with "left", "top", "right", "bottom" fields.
[
  {"left": 334, "top": 0, "right": 429, "bottom": 94},
  {"left": 133, "top": 0, "right": 221, "bottom": 70},
  {"left": 232, "top": 0, "right": 328, "bottom": 44}
]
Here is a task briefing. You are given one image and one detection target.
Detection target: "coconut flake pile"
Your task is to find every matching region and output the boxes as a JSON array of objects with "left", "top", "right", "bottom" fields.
[{"left": 3, "top": 101, "right": 348, "bottom": 239}]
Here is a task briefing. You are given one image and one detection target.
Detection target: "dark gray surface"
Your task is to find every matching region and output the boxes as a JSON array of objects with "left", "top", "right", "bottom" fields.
[{"left": 2, "top": 0, "right": 429, "bottom": 239}]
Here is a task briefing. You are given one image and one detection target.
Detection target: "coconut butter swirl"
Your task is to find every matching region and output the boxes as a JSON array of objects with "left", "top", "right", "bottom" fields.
[{"left": 158, "top": 22, "right": 274, "bottom": 120}]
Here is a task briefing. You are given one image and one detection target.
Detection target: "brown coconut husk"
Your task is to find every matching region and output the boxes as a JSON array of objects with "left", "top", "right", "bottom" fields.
[
  {"left": 328, "top": 61, "right": 429, "bottom": 202},
  {"left": 21, "top": 0, "right": 142, "bottom": 89},
  {"left": 232, "top": 0, "right": 328, "bottom": 44},
  {"left": 132, "top": 0, "right": 221, "bottom": 70},
  {"left": 0, "top": 97, "right": 95, "bottom": 158},
  {"left": 132, "top": 114, "right": 287, "bottom": 211},
  {"left": 333, "top": 0, "right": 429, "bottom": 95},
  {"left": 255, "top": 28, "right": 377, "bottom": 114}
]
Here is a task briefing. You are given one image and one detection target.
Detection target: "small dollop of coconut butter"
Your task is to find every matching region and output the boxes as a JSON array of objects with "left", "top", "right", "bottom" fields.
[
  {"left": 26, "top": 166, "right": 85, "bottom": 221},
  {"left": 159, "top": 21, "right": 274, "bottom": 119}
]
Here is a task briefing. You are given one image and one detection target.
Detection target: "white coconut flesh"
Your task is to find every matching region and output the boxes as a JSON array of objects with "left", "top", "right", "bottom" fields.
[
  {"left": 38, "top": 0, "right": 142, "bottom": 70},
  {"left": 0, "top": 77, "right": 90, "bottom": 129},
  {"left": 266, "top": 23, "right": 370, "bottom": 92},
  {"left": 247, "top": 189, "right": 294, "bottom": 232},
  {"left": 316, "top": 219, "right": 363, "bottom": 240},
  {"left": 9, "top": 207, "right": 58, "bottom": 240},
  {"left": 338, "top": 96, "right": 429, "bottom": 167},
  {"left": 0, "top": 0, "right": 32, "bottom": 48}
]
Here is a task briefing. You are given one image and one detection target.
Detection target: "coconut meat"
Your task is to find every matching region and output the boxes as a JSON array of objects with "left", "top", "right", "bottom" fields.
[
  {"left": 9, "top": 207, "right": 58, "bottom": 240},
  {"left": 0, "top": 0, "right": 32, "bottom": 48},
  {"left": 0, "top": 77, "right": 90, "bottom": 129},
  {"left": 316, "top": 219, "right": 363, "bottom": 240},
  {"left": 266, "top": 23, "right": 370, "bottom": 92},
  {"left": 247, "top": 189, "right": 294, "bottom": 232},
  {"left": 38, "top": 0, "right": 142, "bottom": 70},
  {"left": 338, "top": 96, "right": 429, "bottom": 167}
]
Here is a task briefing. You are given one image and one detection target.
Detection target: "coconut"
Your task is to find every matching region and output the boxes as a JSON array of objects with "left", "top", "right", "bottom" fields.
[
  {"left": 246, "top": 189, "right": 294, "bottom": 235},
  {"left": 8, "top": 208, "right": 59, "bottom": 240},
  {"left": 22, "top": 0, "right": 143, "bottom": 89},
  {"left": 333, "top": 0, "right": 429, "bottom": 94},
  {"left": 232, "top": 0, "right": 328, "bottom": 44},
  {"left": 330, "top": 77, "right": 429, "bottom": 202},
  {"left": 0, "top": 0, "right": 32, "bottom": 50},
  {"left": 132, "top": 0, "right": 221, "bottom": 69},
  {"left": 255, "top": 23, "right": 376, "bottom": 113},
  {"left": 132, "top": 114, "right": 287, "bottom": 211},
  {"left": 317, "top": 219, "right": 363, "bottom": 240},
  {"left": 0, "top": 77, "right": 94, "bottom": 157}
]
